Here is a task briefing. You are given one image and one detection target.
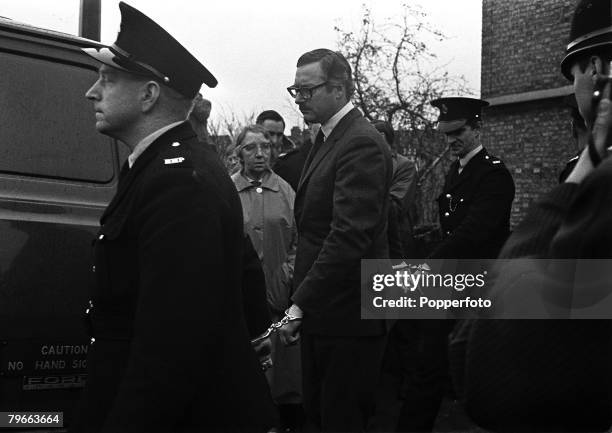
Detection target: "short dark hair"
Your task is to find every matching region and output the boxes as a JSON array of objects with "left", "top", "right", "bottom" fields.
[
  {"left": 256, "top": 110, "right": 285, "bottom": 128},
  {"left": 297, "top": 48, "right": 355, "bottom": 98},
  {"left": 373, "top": 121, "right": 394, "bottom": 146}
]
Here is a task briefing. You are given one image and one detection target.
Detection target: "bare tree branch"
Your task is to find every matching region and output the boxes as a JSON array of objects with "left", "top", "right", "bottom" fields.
[{"left": 335, "top": 3, "right": 473, "bottom": 226}]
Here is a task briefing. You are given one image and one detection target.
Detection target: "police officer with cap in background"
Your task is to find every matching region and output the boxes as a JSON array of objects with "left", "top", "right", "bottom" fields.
[
  {"left": 72, "top": 3, "right": 277, "bottom": 432},
  {"left": 393, "top": 98, "right": 515, "bottom": 432},
  {"left": 429, "top": 97, "right": 515, "bottom": 260}
]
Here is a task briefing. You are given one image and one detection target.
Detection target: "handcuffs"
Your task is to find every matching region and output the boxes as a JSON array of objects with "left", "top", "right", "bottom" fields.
[
  {"left": 251, "top": 309, "right": 302, "bottom": 371},
  {"left": 251, "top": 309, "right": 302, "bottom": 345}
]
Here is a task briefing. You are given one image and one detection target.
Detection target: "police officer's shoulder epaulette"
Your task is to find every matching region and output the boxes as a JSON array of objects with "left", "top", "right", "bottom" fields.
[
  {"left": 159, "top": 141, "right": 193, "bottom": 168},
  {"left": 278, "top": 148, "right": 299, "bottom": 160},
  {"left": 483, "top": 153, "right": 506, "bottom": 167}
]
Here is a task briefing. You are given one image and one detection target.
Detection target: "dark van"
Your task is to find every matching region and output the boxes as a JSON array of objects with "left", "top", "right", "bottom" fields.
[{"left": 0, "top": 17, "right": 126, "bottom": 429}]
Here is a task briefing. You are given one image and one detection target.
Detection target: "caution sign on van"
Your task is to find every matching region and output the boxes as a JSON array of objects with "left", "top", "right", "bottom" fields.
[{"left": 0, "top": 340, "right": 89, "bottom": 390}]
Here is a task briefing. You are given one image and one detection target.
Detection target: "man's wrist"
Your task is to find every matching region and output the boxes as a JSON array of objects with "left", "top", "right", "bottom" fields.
[{"left": 287, "top": 304, "right": 303, "bottom": 319}]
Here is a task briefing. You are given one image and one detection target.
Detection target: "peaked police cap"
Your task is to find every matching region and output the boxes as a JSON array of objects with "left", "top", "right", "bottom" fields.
[
  {"left": 430, "top": 97, "right": 489, "bottom": 133},
  {"left": 82, "top": 2, "right": 217, "bottom": 98}
]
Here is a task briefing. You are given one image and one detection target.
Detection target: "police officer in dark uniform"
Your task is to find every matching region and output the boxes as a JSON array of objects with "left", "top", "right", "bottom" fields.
[
  {"left": 273, "top": 140, "right": 308, "bottom": 192},
  {"left": 395, "top": 98, "right": 515, "bottom": 432},
  {"left": 430, "top": 97, "right": 515, "bottom": 260},
  {"left": 72, "top": 3, "right": 277, "bottom": 432}
]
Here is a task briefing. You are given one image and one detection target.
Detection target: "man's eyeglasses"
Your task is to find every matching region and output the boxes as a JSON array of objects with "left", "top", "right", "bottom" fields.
[{"left": 286, "top": 81, "right": 328, "bottom": 100}]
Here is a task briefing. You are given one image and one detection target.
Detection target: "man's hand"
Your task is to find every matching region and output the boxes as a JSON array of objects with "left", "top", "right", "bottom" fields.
[
  {"left": 278, "top": 319, "right": 301, "bottom": 346},
  {"left": 251, "top": 336, "right": 273, "bottom": 371},
  {"left": 278, "top": 303, "right": 303, "bottom": 346},
  {"left": 567, "top": 79, "right": 612, "bottom": 184}
]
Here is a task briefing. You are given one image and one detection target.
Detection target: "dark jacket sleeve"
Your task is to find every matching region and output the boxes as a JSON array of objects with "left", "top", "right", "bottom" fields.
[
  {"left": 242, "top": 235, "right": 272, "bottom": 338},
  {"left": 464, "top": 178, "right": 612, "bottom": 431},
  {"left": 498, "top": 183, "right": 578, "bottom": 259},
  {"left": 389, "top": 156, "right": 417, "bottom": 213}
]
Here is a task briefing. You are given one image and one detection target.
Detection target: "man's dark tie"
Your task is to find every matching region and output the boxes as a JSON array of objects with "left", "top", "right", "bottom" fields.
[
  {"left": 250, "top": 180, "right": 262, "bottom": 187},
  {"left": 458, "top": 161, "right": 465, "bottom": 175},
  {"left": 303, "top": 129, "right": 325, "bottom": 173},
  {"left": 446, "top": 160, "right": 460, "bottom": 186}
]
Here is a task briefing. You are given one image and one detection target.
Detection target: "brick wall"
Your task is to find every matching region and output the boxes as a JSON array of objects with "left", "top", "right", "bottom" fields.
[
  {"left": 482, "top": 0, "right": 573, "bottom": 96},
  {"left": 481, "top": 0, "right": 576, "bottom": 225},
  {"left": 482, "top": 99, "right": 579, "bottom": 225}
]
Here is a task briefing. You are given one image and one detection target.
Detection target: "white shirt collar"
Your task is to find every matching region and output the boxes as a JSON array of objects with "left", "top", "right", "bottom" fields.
[
  {"left": 128, "top": 121, "right": 185, "bottom": 168},
  {"left": 320, "top": 101, "right": 354, "bottom": 141},
  {"left": 459, "top": 144, "right": 483, "bottom": 168}
]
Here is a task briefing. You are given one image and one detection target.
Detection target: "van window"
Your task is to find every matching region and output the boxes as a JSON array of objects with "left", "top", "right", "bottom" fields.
[{"left": 0, "top": 51, "right": 114, "bottom": 183}]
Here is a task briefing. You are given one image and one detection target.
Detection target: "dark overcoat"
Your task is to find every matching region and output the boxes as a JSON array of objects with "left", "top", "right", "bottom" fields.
[
  {"left": 431, "top": 147, "right": 515, "bottom": 259},
  {"left": 292, "top": 108, "right": 392, "bottom": 336},
  {"left": 465, "top": 160, "right": 612, "bottom": 431},
  {"left": 73, "top": 122, "right": 277, "bottom": 433}
]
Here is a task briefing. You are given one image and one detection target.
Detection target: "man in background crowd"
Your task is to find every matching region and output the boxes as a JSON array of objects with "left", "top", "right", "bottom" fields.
[
  {"left": 373, "top": 120, "right": 418, "bottom": 258},
  {"left": 256, "top": 109, "right": 306, "bottom": 191}
]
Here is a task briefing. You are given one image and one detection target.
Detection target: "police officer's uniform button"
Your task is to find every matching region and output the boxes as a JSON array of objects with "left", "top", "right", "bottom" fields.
[
  {"left": 485, "top": 155, "right": 490, "bottom": 159},
  {"left": 446, "top": 231, "right": 451, "bottom": 235},
  {"left": 444, "top": 212, "right": 450, "bottom": 217},
  {"left": 256, "top": 187, "right": 263, "bottom": 194},
  {"left": 460, "top": 198, "right": 464, "bottom": 202},
  {"left": 171, "top": 142, "right": 180, "bottom": 147},
  {"left": 99, "top": 234, "right": 105, "bottom": 240},
  {"left": 446, "top": 194, "right": 451, "bottom": 198},
  {"left": 92, "top": 265, "right": 96, "bottom": 272}
]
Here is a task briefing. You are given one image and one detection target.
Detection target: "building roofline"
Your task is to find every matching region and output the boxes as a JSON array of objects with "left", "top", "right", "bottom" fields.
[{"left": 486, "top": 86, "right": 574, "bottom": 107}]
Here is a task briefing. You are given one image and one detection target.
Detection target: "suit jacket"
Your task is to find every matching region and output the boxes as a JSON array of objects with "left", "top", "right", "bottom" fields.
[
  {"left": 430, "top": 148, "right": 515, "bottom": 259},
  {"left": 388, "top": 153, "right": 418, "bottom": 257},
  {"left": 292, "top": 108, "right": 392, "bottom": 336},
  {"left": 73, "top": 122, "right": 277, "bottom": 433}
]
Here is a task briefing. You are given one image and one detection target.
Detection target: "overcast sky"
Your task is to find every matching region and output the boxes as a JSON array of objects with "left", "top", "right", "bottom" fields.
[{"left": 0, "top": 0, "right": 482, "bottom": 131}]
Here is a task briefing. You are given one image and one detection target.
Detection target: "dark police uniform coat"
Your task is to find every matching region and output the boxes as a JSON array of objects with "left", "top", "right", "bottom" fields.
[
  {"left": 73, "top": 122, "right": 277, "bottom": 433},
  {"left": 430, "top": 147, "right": 515, "bottom": 259},
  {"left": 273, "top": 141, "right": 312, "bottom": 193}
]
